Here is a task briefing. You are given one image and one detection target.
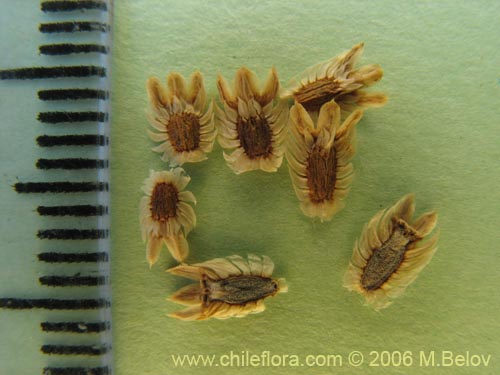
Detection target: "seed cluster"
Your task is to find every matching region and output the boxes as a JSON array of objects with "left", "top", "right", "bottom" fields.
[{"left": 140, "top": 43, "right": 439, "bottom": 319}]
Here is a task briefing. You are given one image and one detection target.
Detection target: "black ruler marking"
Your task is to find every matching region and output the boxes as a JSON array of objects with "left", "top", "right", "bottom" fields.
[
  {"left": 39, "top": 275, "right": 106, "bottom": 287},
  {"left": 38, "top": 111, "right": 108, "bottom": 123},
  {"left": 41, "top": 344, "right": 109, "bottom": 356},
  {"left": 38, "top": 252, "right": 109, "bottom": 263},
  {"left": 37, "top": 135, "right": 108, "bottom": 147},
  {"left": 37, "top": 158, "right": 108, "bottom": 170},
  {"left": 2, "top": 3, "right": 113, "bottom": 374},
  {"left": 0, "top": 66, "right": 106, "bottom": 80},
  {"left": 37, "top": 229, "right": 109, "bottom": 240},
  {"left": 41, "top": 321, "right": 109, "bottom": 333},
  {"left": 0, "top": 298, "right": 110, "bottom": 310},
  {"left": 14, "top": 182, "right": 108, "bottom": 193},
  {"left": 40, "top": 44, "right": 108, "bottom": 55},
  {"left": 37, "top": 205, "right": 108, "bottom": 216},
  {"left": 39, "top": 21, "right": 110, "bottom": 33},
  {"left": 42, "top": 366, "right": 110, "bottom": 375},
  {"left": 41, "top": 1, "right": 108, "bottom": 12},
  {"left": 38, "top": 89, "right": 109, "bottom": 101}
]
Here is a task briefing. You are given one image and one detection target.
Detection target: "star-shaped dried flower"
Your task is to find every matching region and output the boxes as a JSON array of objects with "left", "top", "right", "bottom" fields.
[
  {"left": 287, "top": 99, "right": 363, "bottom": 221},
  {"left": 139, "top": 168, "right": 196, "bottom": 266},
  {"left": 146, "top": 71, "right": 215, "bottom": 166},
  {"left": 344, "top": 194, "right": 438, "bottom": 310},
  {"left": 216, "top": 67, "right": 288, "bottom": 174}
]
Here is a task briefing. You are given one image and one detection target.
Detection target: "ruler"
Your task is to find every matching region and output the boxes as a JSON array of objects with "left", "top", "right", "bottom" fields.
[{"left": 0, "top": 1, "right": 113, "bottom": 375}]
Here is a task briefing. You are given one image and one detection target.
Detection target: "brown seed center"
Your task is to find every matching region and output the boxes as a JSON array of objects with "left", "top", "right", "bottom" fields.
[
  {"left": 167, "top": 112, "right": 201, "bottom": 152},
  {"left": 361, "top": 219, "right": 420, "bottom": 291},
  {"left": 150, "top": 182, "right": 178, "bottom": 221},
  {"left": 294, "top": 78, "right": 345, "bottom": 112},
  {"left": 306, "top": 143, "right": 337, "bottom": 203},
  {"left": 204, "top": 276, "right": 278, "bottom": 305},
  {"left": 236, "top": 115, "right": 273, "bottom": 159}
]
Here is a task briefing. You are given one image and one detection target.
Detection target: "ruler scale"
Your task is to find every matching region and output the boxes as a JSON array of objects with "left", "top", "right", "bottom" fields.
[{"left": 0, "top": 1, "right": 113, "bottom": 375}]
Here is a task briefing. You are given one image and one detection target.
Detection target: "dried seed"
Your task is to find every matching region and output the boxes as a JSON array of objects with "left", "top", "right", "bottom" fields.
[
  {"left": 146, "top": 71, "right": 216, "bottom": 166},
  {"left": 206, "top": 276, "right": 278, "bottom": 304},
  {"left": 281, "top": 42, "right": 387, "bottom": 115},
  {"left": 286, "top": 99, "right": 363, "bottom": 221},
  {"left": 216, "top": 67, "right": 288, "bottom": 174},
  {"left": 343, "top": 194, "right": 439, "bottom": 311},
  {"left": 139, "top": 169, "right": 197, "bottom": 266},
  {"left": 168, "top": 255, "right": 287, "bottom": 320}
]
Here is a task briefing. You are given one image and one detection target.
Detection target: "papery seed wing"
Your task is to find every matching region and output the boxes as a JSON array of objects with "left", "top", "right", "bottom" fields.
[
  {"left": 360, "top": 211, "right": 385, "bottom": 257},
  {"left": 261, "top": 255, "right": 275, "bottom": 277},
  {"left": 330, "top": 42, "right": 364, "bottom": 79},
  {"left": 289, "top": 102, "right": 315, "bottom": 135},
  {"left": 392, "top": 193, "right": 416, "bottom": 223},
  {"left": 169, "top": 305, "right": 204, "bottom": 321},
  {"left": 412, "top": 212, "right": 438, "bottom": 237},
  {"left": 163, "top": 232, "right": 189, "bottom": 262},
  {"left": 316, "top": 99, "right": 340, "bottom": 140},
  {"left": 169, "top": 283, "right": 202, "bottom": 306},
  {"left": 351, "top": 64, "right": 384, "bottom": 87},
  {"left": 235, "top": 67, "right": 259, "bottom": 102},
  {"left": 146, "top": 235, "right": 163, "bottom": 267},
  {"left": 232, "top": 300, "right": 267, "bottom": 318},
  {"left": 209, "top": 301, "right": 266, "bottom": 320},
  {"left": 188, "top": 71, "right": 206, "bottom": 110},
  {"left": 167, "top": 264, "right": 203, "bottom": 280},
  {"left": 257, "top": 67, "right": 280, "bottom": 105},
  {"left": 247, "top": 253, "right": 264, "bottom": 276},
  {"left": 226, "top": 255, "right": 252, "bottom": 275},
  {"left": 334, "top": 109, "right": 363, "bottom": 165},
  {"left": 204, "top": 301, "right": 234, "bottom": 320},
  {"left": 194, "top": 257, "right": 244, "bottom": 280},
  {"left": 216, "top": 74, "right": 236, "bottom": 107},
  {"left": 146, "top": 77, "right": 168, "bottom": 108},
  {"left": 246, "top": 254, "right": 275, "bottom": 277},
  {"left": 167, "top": 72, "right": 187, "bottom": 102}
]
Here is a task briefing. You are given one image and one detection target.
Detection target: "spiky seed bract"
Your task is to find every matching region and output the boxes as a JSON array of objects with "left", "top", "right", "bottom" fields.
[
  {"left": 168, "top": 254, "right": 287, "bottom": 320},
  {"left": 139, "top": 168, "right": 197, "bottom": 266},
  {"left": 216, "top": 67, "right": 288, "bottom": 174},
  {"left": 281, "top": 42, "right": 387, "bottom": 115},
  {"left": 343, "top": 193, "right": 439, "bottom": 311},
  {"left": 287, "top": 99, "right": 363, "bottom": 221},
  {"left": 146, "top": 71, "right": 216, "bottom": 166}
]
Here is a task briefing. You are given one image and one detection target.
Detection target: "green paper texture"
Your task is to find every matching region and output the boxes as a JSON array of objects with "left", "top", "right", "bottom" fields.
[
  {"left": 0, "top": 0, "right": 498, "bottom": 374},
  {"left": 111, "top": 1, "right": 500, "bottom": 374}
]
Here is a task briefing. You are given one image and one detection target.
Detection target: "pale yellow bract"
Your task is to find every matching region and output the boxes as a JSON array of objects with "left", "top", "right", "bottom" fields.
[{"left": 343, "top": 194, "right": 439, "bottom": 311}]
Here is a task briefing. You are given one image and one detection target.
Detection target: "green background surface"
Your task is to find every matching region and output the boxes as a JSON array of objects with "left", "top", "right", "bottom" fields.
[
  {"left": 111, "top": 1, "right": 500, "bottom": 374},
  {"left": 0, "top": 1, "right": 499, "bottom": 374}
]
